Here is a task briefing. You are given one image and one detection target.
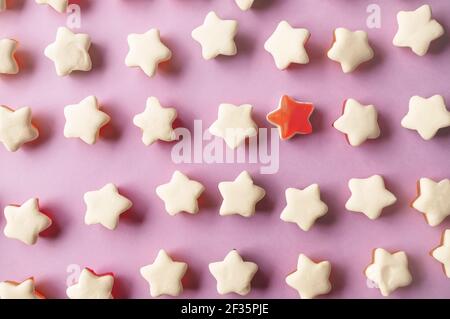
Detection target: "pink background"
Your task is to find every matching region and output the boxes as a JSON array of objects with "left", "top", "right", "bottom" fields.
[{"left": 0, "top": 0, "right": 449, "bottom": 299}]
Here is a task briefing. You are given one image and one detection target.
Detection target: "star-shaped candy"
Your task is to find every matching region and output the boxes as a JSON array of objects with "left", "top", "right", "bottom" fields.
[
  {"left": 3, "top": 198, "right": 52, "bottom": 245},
  {"left": 412, "top": 178, "right": 450, "bottom": 227},
  {"left": 285, "top": 254, "right": 332, "bottom": 299},
  {"left": 327, "top": 28, "right": 374, "bottom": 73},
  {"left": 45, "top": 27, "right": 92, "bottom": 76},
  {"left": 191, "top": 11, "right": 238, "bottom": 60},
  {"left": 140, "top": 250, "right": 188, "bottom": 297},
  {"left": 264, "top": 21, "right": 310, "bottom": 70},
  {"left": 0, "top": 39, "right": 19, "bottom": 74},
  {"left": 266, "top": 95, "right": 314, "bottom": 140},
  {"left": 209, "top": 250, "right": 258, "bottom": 296},
  {"left": 218, "top": 171, "right": 266, "bottom": 218},
  {"left": 431, "top": 229, "right": 450, "bottom": 278},
  {"left": 133, "top": 97, "right": 177, "bottom": 146},
  {"left": 209, "top": 103, "right": 257, "bottom": 149},
  {"left": 156, "top": 171, "right": 205, "bottom": 216},
  {"left": 280, "top": 184, "right": 328, "bottom": 231},
  {"left": 365, "top": 248, "right": 412, "bottom": 297},
  {"left": 64, "top": 96, "right": 110, "bottom": 145},
  {"left": 125, "top": 29, "right": 172, "bottom": 78},
  {"left": 35, "top": 0, "right": 68, "bottom": 13},
  {"left": 84, "top": 183, "right": 132, "bottom": 230},
  {"left": 235, "top": 0, "right": 254, "bottom": 11},
  {"left": 401, "top": 95, "right": 450, "bottom": 140},
  {"left": 393, "top": 5, "right": 444, "bottom": 56},
  {"left": 333, "top": 99, "right": 380, "bottom": 146},
  {"left": 0, "top": 278, "right": 44, "bottom": 299},
  {"left": 66, "top": 268, "right": 114, "bottom": 299},
  {"left": 345, "top": 175, "right": 397, "bottom": 220},
  {"left": 0, "top": 105, "right": 39, "bottom": 152}
]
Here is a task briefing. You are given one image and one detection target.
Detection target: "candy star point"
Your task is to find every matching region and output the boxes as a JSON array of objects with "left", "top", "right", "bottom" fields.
[
  {"left": 218, "top": 171, "right": 266, "bottom": 217},
  {"left": 66, "top": 268, "right": 114, "bottom": 299},
  {"left": 126, "top": 29, "right": 172, "bottom": 78},
  {"left": 412, "top": 178, "right": 450, "bottom": 227},
  {"left": 35, "top": 0, "right": 68, "bottom": 13},
  {"left": 346, "top": 175, "right": 397, "bottom": 220},
  {"left": 365, "top": 248, "right": 412, "bottom": 297},
  {"left": 84, "top": 183, "right": 132, "bottom": 230},
  {"left": 45, "top": 26, "right": 92, "bottom": 76},
  {"left": 393, "top": 4, "right": 444, "bottom": 56},
  {"left": 0, "top": 39, "right": 19, "bottom": 74},
  {"left": 0, "top": 278, "right": 44, "bottom": 299},
  {"left": 264, "top": 21, "right": 310, "bottom": 70},
  {"left": 140, "top": 249, "right": 188, "bottom": 297},
  {"left": 267, "top": 95, "right": 314, "bottom": 140},
  {"left": 0, "top": 105, "right": 39, "bottom": 152},
  {"left": 432, "top": 229, "right": 450, "bottom": 278},
  {"left": 209, "top": 103, "right": 257, "bottom": 149},
  {"left": 209, "top": 250, "right": 258, "bottom": 296},
  {"left": 327, "top": 28, "right": 374, "bottom": 73},
  {"left": 401, "top": 95, "right": 450, "bottom": 140},
  {"left": 133, "top": 97, "right": 177, "bottom": 146},
  {"left": 192, "top": 11, "right": 238, "bottom": 60},
  {"left": 64, "top": 96, "right": 110, "bottom": 145},
  {"left": 3, "top": 198, "right": 52, "bottom": 245},
  {"left": 235, "top": 0, "right": 254, "bottom": 11},
  {"left": 156, "top": 171, "right": 205, "bottom": 216},
  {"left": 280, "top": 184, "right": 328, "bottom": 231},
  {"left": 333, "top": 99, "right": 380, "bottom": 146},
  {"left": 286, "top": 254, "right": 332, "bottom": 299}
]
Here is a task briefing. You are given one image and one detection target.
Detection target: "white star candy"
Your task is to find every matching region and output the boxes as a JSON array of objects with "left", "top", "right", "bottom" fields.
[
  {"left": 35, "top": 0, "right": 68, "bottom": 13},
  {"left": 156, "top": 171, "right": 205, "bottom": 216},
  {"left": 393, "top": 5, "right": 444, "bottom": 56},
  {"left": 333, "top": 99, "right": 380, "bottom": 146},
  {"left": 125, "top": 29, "right": 172, "bottom": 78},
  {"left": 327, "top": 28, "right": 374, "bottom": 73},
  {"left": 0, "top": 279, "right": 44, "bottom": 299},
  {"left": 3, "top": 198, "right": 51, "bottom": 245},
  {"left": 209, "top": 103, "right": 257, "bottom": 149},
  {"left": 66, "top": 268, "right": 114, "bottom": 299},
  {"left": 235, "top": 0, "right": 254, "bottom": 11},
  {"left": 280, "top": 184, "right": 328, "bottom": 231},
  {"left": 401, "top": 95, "right": 450, "bottom": 140},
  {"left": 218, "top": 171, "right": 266, "bottom": 218},
  {"left": 45, "top": 27, "right": 92, "bottom": 76},
  {"left": 84, "top": 183, "right": 133, "bottom": 230},
  {"left": 192, "top": 11, "right": 238, "bottom": 60},
  {"left": 346, "top": 175, "right": 397, "bottom": 220},
  {"left": 286, "top": 254, "right": 332, "bottom": 299},
  {"left": 140, "top": 250, "right": 188, "bottom": 297},
  {"left": 365, "top": 248, "right": 412, "bottom": 297},
  {"left": 432, "top": 229, "right": 450, "bottom": 278},
  {"left": 209, "top": 250, "right": 258, "bottom": 296},
  {"left": 264, "top": 21, "right": 310, "bottom": 70},
  {"left": 412, "top": 178, "right": 450, "bottom": 227},
  {"left": 133, "top": 97, "right": 177, "bottom": 146},
  {"left": 0, "top": 105, "right": 39, "bottom": 152},
  {"left": 0, "top": 39, "right": 19, "bottom": 74},
  {"left": 64, "top": 96, "right": 110, "bottom": 145}
]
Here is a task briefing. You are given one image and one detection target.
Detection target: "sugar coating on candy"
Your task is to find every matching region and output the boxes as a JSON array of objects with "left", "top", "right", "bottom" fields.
[
  {"left": 0, "top": 279, "right": 44, "bottom": 299},
  {"left": 192, "top": 11, "right": 238, "bottom": 60},
  {"left": 66, "top": 268, "right": 114, "bottom": 299},
  {"left": 0, "top": 39, "right": 19, "bottom": 74},
  {"left": 209, "top": 250, "right": 258, "bottom": 296},
  {"left": 280, "top": 184, "right": 328, "bottom": 231},
  {"left": 35, "top": 0, "right": 68, "bottom": 13},
  {"left": 393, "top": 4, "right": 444, "bottom": 56},
  {"left": 285, "top": 254, "right": 332, "bottom": 299},
  {"left": 412, "top": 178, "right": 450, "bottom": 227},
  {"left": 432, "top": 229, "right": 450, "bottom": 278},
  {"left": 0, "top": 105, "right": 39, "bottom": 152},
  {"left": 235, "top": 0, "right": 254, "bottom": 11},
  {"left": 125, "top": 29, "right": 172, "bottom": 78},
  {"left": 156, "top": 171, "right": 205, "bottom": 216},
  {"left": 333, "top": 99, "right": 380, "bottom": 147},
  {"left": 327, "top": 28, "right": 374, "bottom": 73},
  {"left": 140, "top": 250, "right": 188, "bottom": 297},
  {"left": 365, "top": 248, "right": 412, "bottom": 297},
  {"left": 45, "top": 27, "right": 92, "bottom": 76},
  {"left": 264, "top": 21, "right": 310, "bottom": 70}
]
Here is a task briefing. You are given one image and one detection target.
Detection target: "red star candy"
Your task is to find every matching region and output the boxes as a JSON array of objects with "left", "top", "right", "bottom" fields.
[{"left": 266, "top": 95, "right": 314, "bottom": 140}]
